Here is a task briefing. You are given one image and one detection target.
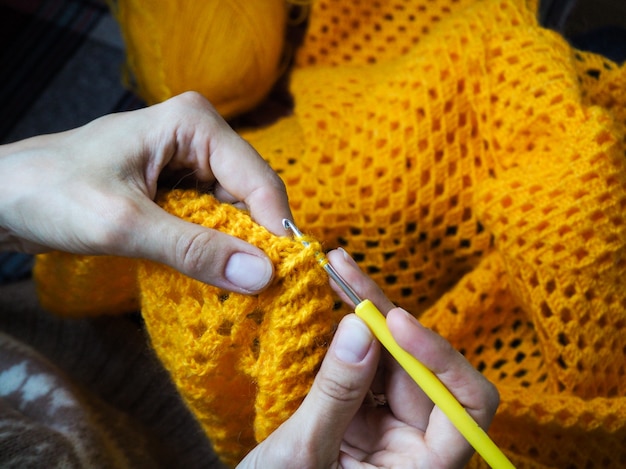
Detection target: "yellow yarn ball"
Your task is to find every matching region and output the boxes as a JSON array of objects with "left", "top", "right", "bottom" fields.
[{"left": 114, "top": 0, "right": 287, "bottom": 118}]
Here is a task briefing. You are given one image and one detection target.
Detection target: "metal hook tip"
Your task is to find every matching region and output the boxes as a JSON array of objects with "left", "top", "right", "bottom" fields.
[{"left": 282, "top": 219, "right": 304, "bottom": 238}]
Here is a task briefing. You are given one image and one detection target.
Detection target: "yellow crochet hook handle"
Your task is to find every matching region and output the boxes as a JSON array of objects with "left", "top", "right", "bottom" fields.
[
  {"left": 282, "top": 219, "right": 515, "bottom": 469},
  {"left": 355, "top": 299, "right": 515, "bottom": 469}
]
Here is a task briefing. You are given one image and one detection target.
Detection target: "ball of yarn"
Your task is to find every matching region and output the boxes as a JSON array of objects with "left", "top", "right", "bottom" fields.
[{"left": 114, "top": 0, "right": 287, "bottom": 118}]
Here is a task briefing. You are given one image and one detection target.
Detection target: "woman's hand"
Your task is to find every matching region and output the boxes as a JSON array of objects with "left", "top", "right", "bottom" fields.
[
  {"left": 239, "top": 249, "right": 499, "bottom": 468},
  {"left": 0, "top": 92, "right": 292, "bottom": 293}
]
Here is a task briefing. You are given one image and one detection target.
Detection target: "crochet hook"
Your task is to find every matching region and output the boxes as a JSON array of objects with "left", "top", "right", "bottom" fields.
[{"left": 282, "top": 219, "right": 515, "bottom": 469}]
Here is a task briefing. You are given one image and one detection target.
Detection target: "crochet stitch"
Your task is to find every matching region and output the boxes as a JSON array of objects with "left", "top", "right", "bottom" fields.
[
  {"left": 38, "top": 192, "right": 337, "bottom": 467},
  {"left": 35, "top": 0, "right": 626, "bottom": 467},
  {"left": 138, "top": 192, "right": 337, "bottom": 465}
]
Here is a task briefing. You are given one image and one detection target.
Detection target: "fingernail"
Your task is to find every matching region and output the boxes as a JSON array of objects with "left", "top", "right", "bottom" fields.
[
  {"left": 393, "top": 307, "right": 426, "bottom": 332},
  {"left": 334, "top": 315, "right": 374, "bottom": 363},
  {"left": 398, "top": 307, "right": 424, "bottom": 328},
  {"left": 338, "top": 247, "right": 360, "bottom": 269},
  {"left": 225, "top": 253, "right": 272, "bottom": 291}
]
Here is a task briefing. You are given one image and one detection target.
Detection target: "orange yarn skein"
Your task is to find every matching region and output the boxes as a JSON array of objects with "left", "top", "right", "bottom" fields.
[{"left": 113, "top": 0, "right": 287, "bottom": 118}]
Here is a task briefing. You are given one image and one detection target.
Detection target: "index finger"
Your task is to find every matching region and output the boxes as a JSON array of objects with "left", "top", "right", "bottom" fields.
[
  {"left": 326, "top": 248, "right": 396, "bottom": 313},
  {"left": 149, "top": 92, "right": 293, "bottom": 236},
  {"left": 208, "top": 125, "right": 292, "bottom": 236}
]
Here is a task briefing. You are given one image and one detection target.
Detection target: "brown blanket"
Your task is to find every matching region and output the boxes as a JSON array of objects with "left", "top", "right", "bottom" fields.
[{"left": 0, "top": 280, "right": 226, "bottom": 468}]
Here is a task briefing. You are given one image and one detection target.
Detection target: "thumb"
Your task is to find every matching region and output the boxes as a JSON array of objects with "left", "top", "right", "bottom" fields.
[
  {"left": 290, "top": 314, "right": 379, "bottom": 461},
  {"left": 127, "top": 204, "right": 274, "bottom": 293}
]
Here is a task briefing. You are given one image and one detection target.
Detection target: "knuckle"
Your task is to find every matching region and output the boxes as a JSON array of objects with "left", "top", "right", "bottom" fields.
[
  {"left": 175, "top": 229, "right": 219, "bottom": 277},
  {"left": 165, "top": 92, "right": 223, "bottom": 135},
  {"left": 249, "top": 176, "right": 288, "bottom": 207},
  {"left": 89, "top": 196, "right": 141, "bottom": 252},
  {"left": 174, "top": 90, "right": 205, "bottom": 107},
  {"left": 171, "top": 91, "right": 218, "bottom": 117},
  {"left": 316, "top": 368, "right": 363, "bottom": 405}
]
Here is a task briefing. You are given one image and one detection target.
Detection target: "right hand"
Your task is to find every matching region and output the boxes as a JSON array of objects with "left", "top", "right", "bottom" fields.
[{"left": 239, "top": 248, "right": 500, "bottom": 468}]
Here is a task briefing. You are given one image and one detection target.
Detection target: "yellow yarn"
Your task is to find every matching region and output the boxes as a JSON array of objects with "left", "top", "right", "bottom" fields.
[
  {"left": 34, "top": 252, "right": 137, "bottom": 317},
  {"left": 34, "top": 0, "right": 626, "bottom": 467},
  {"left": 113, "top": 0, "right": 287, "bottom": 118},
  {"left": 138, "top": 191, "right": 337, "bottom": 466},
  {"left": 36, "top": 192, "right": 337, "bottom": 466},
  {"left": 239, "top": 1, "right": 626, "bottom": 467}
]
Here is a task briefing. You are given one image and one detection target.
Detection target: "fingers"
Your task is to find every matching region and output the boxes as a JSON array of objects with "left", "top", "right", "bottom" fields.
[
  {"left": 326, "top": 247, "right": 423, "bottom": 417},
  {"left": 242, "top": 314, "right": 380, "bottom": 467},
  {"left": 326, "top": 248, "right": 396, "bottom": 313},
  {"left": 154, "top": 92, "right": 293, "bottom": 236},
  {"left": 150, "top": 218, "right": 274, "bottom": 293},
  {"left": 388, "top": 308, "right": 499, "bottom": 424},
  {"left": 387, "top": 307, "right": 500, "bottom": 464},
  {"left": 294, "top": 314, "right": 380, "bottom": 461},
  {"left": 327, "top": 247, "right": 499, "bottom": 424},
  {"left": 113, "top": 199, "right": 274, "bottom": 293},
  {"left": 93, "top": 93, "right": 288, "bottom": 290},
  {"left": 209, "top": 130, "right": 292, "bottom": 236},
  {"left": 326, "top": 247, "right": 500, "bottom": 466}
]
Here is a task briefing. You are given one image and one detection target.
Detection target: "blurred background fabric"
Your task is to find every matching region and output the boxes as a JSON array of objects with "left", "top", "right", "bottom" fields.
[
  {"left": 0, "top": 0, "right": 144, "bottom": 144},
  {"left": 541, "top": 0, "right": 626, "bottom": 62}
]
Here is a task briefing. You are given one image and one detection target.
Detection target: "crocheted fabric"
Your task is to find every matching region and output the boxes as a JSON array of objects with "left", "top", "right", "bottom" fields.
[
  {"left": 34, "top": 0, "right": 626, "bottom": 467},
  {"left": 37, "top": 192, "right": 337, "bottom": 467}
]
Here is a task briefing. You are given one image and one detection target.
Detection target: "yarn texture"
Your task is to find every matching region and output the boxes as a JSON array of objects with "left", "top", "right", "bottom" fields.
[
  {"left": 139, "top": 192, "right": 336, "bottom": 466},
  {"left": 35, "top": 0, "right": 626, "bottom": 467},
  {"left": 112, "top": 0, "right": 287, "bottom": 118},
  {"left": 37, "top": 192, "right": 337, "bottom": 467}
]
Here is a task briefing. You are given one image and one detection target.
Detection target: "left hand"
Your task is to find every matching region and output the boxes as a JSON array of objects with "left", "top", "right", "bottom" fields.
[{"left": 0, "top": 92, "right": 292, "bottom": 293}]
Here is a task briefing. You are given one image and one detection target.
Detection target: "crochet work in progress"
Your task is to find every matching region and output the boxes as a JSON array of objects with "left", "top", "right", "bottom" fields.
[
  {"left": 34, "top": 0, "right": 626, "bottom": 467},
  {"left": 36, "top": 193, "right": 338, "bottom": 466}
]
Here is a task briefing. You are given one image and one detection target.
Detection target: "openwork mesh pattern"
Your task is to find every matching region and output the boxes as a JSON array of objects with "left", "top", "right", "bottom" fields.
[
  {"left": 241, "top": 0, "right": 626, "bottom": 467},
  {"left": 34, "top": 0, "right": 626, "bottom": 467},
  {"left": 37, "top": 192, "right": 337, "bottom": 467},
  {"left": 138, "top": 192, "right": 336, "bottom": 467}
]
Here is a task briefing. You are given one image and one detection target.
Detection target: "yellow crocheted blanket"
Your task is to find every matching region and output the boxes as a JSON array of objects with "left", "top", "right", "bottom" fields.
[{"left": 34, "top": 0, "right": 626, "bottom": 467}]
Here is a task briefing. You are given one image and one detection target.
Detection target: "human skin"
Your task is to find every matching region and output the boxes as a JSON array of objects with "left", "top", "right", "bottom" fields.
[
  {"left": 239, "top": 249, "right": 499, "bottom": 469},
  {"left": 0, "top": 91, "right": 498, "bottom": 467},
  {"left": 0, "top": 92, "right": 292, "bottom": 293}
]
